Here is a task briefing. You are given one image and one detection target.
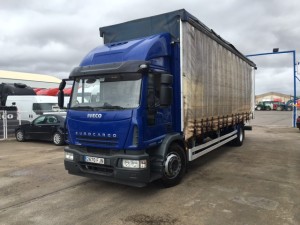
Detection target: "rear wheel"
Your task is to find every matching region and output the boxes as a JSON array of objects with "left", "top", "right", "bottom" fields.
[
  {"left": 276, "top": 106, "right": 282, "bottom": 111},
  {"left": 231, "top": 126, "right": 244, "bottom": 146},
  {"left": 161, "top": 143, "right": 186, "bottom": 187},
  {"left": 256, "top": 106, "right": 261, "bottom": 111},
  {"left": 15, "top": 129, "right": 25, "bottom": 142},
  {"left": 53, "top": 132, "right": 64, "bottom": 146}
]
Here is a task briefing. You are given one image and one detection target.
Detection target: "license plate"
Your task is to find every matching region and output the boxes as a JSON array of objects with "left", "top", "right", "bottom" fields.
[{"left": 84, "top": 156, "right": 105, "bottom": 164}]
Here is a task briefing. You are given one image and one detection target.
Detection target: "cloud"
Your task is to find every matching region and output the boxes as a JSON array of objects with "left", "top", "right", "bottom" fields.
[
  {"left": 0, "top": 0, "right": 299, "bottom": 94},
  {"left": 255, "top": 67, "right": 295, "bottom": 95}
]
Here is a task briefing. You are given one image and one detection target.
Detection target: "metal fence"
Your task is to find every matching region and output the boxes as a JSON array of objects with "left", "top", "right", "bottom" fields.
[{"left": 0, "top": 110, "right": 21, "bottom": 140}]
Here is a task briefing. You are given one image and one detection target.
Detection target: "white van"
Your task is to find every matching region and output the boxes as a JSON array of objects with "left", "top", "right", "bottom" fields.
[{"left": 6, "top": 96, "right": 64, "bottom": 122}]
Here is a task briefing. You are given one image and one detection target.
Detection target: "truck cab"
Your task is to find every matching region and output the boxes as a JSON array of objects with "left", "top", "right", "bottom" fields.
[{"left": 62, "top": 33, "right": 179, "bottom": 187}]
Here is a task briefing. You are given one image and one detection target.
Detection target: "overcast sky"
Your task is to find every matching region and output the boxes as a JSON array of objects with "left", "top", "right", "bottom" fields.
[{"left": 1, "top": 0, "right": 299, "bottom": 96}]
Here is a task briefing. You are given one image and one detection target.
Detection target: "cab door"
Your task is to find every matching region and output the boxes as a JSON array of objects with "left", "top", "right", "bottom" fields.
[{"left": 144, "top": 73, "right": 173, "bottom": 142}]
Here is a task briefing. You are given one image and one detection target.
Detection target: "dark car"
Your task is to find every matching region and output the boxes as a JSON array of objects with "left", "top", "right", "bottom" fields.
[
  {"left": 15, "top": 114, "right": 66, "bottom": 145},
  {"left": 297, "top": 116, "right": 300, "bottom": 130}
]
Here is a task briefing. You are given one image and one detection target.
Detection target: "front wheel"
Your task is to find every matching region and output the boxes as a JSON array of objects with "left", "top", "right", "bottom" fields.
[
  {"left": 15, "top": 129, "right": 25, "bottom": 142},
  {"left": 161, "top": 143, "right": 186, "bottom": 187},
  {"left": 53, "top": 132, "right": 64, "bottom": 146}
]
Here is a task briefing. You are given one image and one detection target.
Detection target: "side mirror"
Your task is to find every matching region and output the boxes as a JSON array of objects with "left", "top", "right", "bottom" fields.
[
  {"left": 58, "top": 91, "right": 64, "bottom": 108},
  {"left": 161, "top": 74, "right": 173, "bottom": 85},
  {"left": 59, "top": 80, "right": 66, "bottom": 91},
  {"left": 160, "top": 74, "right": 173, "bottom": 107},
  {"left": 160, "top": 86, "right": 172, "bottom": 106}
]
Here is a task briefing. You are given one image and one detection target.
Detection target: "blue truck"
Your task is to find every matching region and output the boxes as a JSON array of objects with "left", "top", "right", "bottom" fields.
[{"left": 58, "top": 9, "right": 256, "bottom": 187}]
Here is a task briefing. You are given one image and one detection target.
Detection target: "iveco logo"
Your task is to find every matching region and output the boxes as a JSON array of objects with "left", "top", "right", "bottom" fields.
[{"left": 87, "top": 113, "right": 102, "bottom": 118}]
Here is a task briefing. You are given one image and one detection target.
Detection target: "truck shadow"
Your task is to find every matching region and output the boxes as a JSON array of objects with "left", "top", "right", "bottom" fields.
[
  {"left": 187, "top": 145, "right": 235, "bottom": 170},
  {"left": 84, "top": 145, "right": 237, "bottom": 193},
  {"left": 184, "top": 145, "right": 238, "bottom": 185}
]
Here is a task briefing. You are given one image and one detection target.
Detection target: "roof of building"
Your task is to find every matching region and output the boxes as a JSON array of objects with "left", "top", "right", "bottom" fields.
[
  {"left": 0, "top": 70, "right": 62, "bottom": 89},
  {"left": 0, "top": 70, "right": 61, "bottom": 84},
  {"left": 256, "top": 92, "right": 291, "bottom": 98}
]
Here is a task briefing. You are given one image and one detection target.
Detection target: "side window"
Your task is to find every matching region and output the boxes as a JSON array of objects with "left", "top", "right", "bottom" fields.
[
  {"left": 46, "top": 116, "right": 57, "bottom": 124},
  {"left": 33, "top": 116, "right": 46, "bottom": 125},
  {"left": 32, "top": 103, "right": 42, "bottom": 114}
]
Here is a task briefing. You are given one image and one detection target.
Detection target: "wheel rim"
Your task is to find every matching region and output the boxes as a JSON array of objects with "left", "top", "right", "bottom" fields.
[
  {"left": 17, "top": 131, "right": 23, "bottom": 141},
  {"left": 164, "top": 152, "right": 182, "bottom": 179},
  {"left": 239, "top": 130, "right": 244, "bottom": 142},
  {"left": 54, "top": 133, "right": 61, "bottom": 144}
]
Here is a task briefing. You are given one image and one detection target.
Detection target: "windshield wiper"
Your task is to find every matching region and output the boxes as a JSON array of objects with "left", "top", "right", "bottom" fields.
[
  {"left": 71, "top": 106, "right": 95, "bottom": 111},
  {"left": 72, "top": 105, "right": 126, "bottom": 111},
  {"left": 99, "top": 105, "right": 125, "bottom": 110}
]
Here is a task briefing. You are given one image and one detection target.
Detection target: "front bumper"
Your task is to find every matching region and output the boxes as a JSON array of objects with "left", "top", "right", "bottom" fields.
[{"left": 64, "top": 145, "right": 151, "bottom": 187}]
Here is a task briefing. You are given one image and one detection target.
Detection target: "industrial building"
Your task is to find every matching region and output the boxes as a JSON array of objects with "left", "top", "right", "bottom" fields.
[{"left": 255, "top": 92, "right": 292, "bottom": 104}]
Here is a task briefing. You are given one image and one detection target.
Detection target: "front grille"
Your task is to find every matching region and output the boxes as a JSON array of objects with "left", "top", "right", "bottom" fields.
[
  {"left": 86, "top": 147, "right": 112, "bottom": 155},
  {"left": 76, "top": 135, "right": 118, "bottom": 147},
  {"left": 80, "top": 162, "right": 114, "bottom": 175}
]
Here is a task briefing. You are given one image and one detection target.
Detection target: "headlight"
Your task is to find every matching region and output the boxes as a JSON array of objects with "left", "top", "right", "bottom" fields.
[
  {"left": 122, "top": 159, "right": 147, "bottom": 169},
  {"left": 65, "top": 152, "right": 74, "bottom": 160}
]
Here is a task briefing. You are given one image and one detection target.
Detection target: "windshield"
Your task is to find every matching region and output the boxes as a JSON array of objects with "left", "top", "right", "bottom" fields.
[{"left": 70, "top": 73, "right": 142, "bottom": 110}]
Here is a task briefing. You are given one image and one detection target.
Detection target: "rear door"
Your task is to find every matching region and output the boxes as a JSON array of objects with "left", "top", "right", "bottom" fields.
[
  {"left": 28, "top": 116, "right": 48, "bottom": 140},
  {"left": 44, "top": 115, "right": 60, "bottom": 139}
]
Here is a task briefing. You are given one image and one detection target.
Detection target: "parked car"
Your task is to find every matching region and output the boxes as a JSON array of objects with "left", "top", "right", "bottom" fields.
[
  {"left": 255, "top": 101, "right": 272, "bottom": 110},
  {"left": 255, "top": 101, "right": 292, "bottom": 111},
  {"left": 15, "top": 114, "right": 66, "bottom": 145},
  {"left": 273, "top": 102, "right": 292, "bottom": 111}
]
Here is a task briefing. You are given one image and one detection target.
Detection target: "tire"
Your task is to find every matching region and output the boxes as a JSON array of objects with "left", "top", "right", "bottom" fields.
[
  {"left": 53, "top": 132, "right": 64, "bottom": 146},
  {"left": 256, "top": 106, "right": 261, "bottom": 111},
  {"left": 161, "top": 143, "right": 186, "bottom": 187},
  {"left": 276, "top": 106, "right": 282, "bottom": 111},
  {"left": 231, "top": 126, "right": 244, "bottom": 146},
  {"left": 286, "top": 106, "right": 292, "bottom": 111},
  {"left": 266, "top": 107, "right": 271, "bottom": 111},
  {"left": 15, "top": 129, "right": 25, "bottom": 142}
]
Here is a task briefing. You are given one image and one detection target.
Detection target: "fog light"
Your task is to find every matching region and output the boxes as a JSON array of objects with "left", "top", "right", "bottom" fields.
[
  {"left": 139, "top": 64, "right": 148, "bottom": 69},
  {"left": 140, "top": 160, "right": 147, "bottom": 169},
  {"left": 122, "top": 159, "right": 147, "bottom": 169},
  {"left": 65, "top": 152, "right": 74, "bottom": 160}
]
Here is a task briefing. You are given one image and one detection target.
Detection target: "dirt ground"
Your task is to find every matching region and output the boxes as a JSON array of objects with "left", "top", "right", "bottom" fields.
[{"left": 0, "top": 111, "right": 299, "bottom": 225}]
